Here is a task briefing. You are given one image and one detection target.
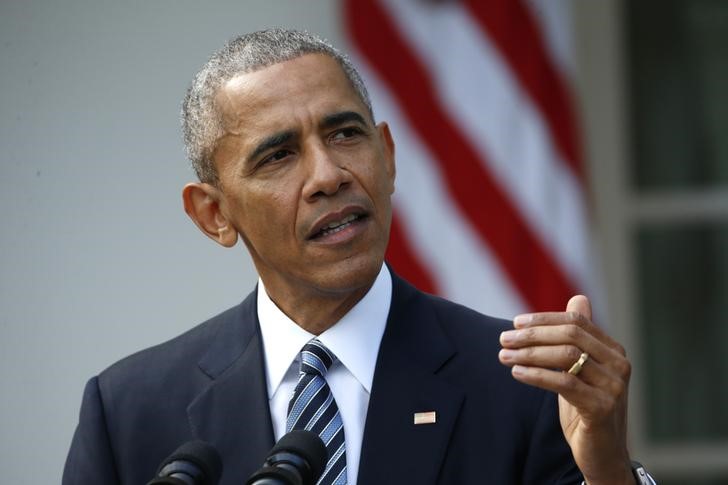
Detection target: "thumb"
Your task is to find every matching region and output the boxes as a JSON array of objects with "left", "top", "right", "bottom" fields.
[{"left": 566, "top": 295, "right": 592, "bottom": 320}]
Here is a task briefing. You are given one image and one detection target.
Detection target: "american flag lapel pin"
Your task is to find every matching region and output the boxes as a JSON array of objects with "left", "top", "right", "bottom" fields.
[{"left": 413, "top": 411, "right": 437, "bottom": 425}]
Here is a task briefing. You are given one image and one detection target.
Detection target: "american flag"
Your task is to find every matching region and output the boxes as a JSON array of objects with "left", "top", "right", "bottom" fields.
[{"left": 344, "top": 0, "right": 600, "bottom": 318}]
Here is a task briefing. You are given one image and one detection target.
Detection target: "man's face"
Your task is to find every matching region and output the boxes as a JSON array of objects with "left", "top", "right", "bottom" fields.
[{"left": 212, "top": 53, "right": 395, "bottom": 302}]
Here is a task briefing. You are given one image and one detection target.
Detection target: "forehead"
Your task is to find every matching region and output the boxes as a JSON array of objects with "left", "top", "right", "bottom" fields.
[{"left": 215, "top": 54, "right": 366, "bottom": 135}]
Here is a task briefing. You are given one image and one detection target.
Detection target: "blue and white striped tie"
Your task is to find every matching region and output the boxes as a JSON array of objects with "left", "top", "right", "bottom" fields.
[{"left": 287, "top": 339, "right": 347, "bottom": 485}]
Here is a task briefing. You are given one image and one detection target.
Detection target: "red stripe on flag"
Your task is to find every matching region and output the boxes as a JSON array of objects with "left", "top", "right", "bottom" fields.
[
  {"left": 345, "top": 0, "right": 576, "bottom": 310},
  {"left": 464, "top": 0, "right": 584, "bottom": 180},
  {"left": 386, "top": 211, "right": 439, "bottom": 295}
]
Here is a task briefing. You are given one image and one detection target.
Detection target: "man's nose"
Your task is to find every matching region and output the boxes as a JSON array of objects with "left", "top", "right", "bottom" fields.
[{"left": 302, "top": 143, "right": 351, "bottom": 200}]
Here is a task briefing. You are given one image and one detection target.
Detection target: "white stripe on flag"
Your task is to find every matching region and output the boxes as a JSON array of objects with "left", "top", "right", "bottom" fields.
[{"left": 524, "top": 0, "right": 576, "bottom": 77}]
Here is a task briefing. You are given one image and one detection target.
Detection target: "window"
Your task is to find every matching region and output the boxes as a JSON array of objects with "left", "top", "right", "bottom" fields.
[
  {"left": 574, "top": 1, "right": 728, "bottom": 482},
  {"left": 627, "top": 0, "right": 728, "bottom": 482}
]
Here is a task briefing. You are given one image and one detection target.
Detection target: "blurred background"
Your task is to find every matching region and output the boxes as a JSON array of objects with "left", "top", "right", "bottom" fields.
[{"left": 1, "top": 1, "right": 726, "bottom": 483}]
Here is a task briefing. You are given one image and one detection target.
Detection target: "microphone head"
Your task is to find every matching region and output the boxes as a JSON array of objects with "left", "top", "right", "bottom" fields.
[
  {"left": 268, "top": 430, "right": 327, "bottom": 483},
  {"left": 155, "top": 440, "right": 223, "bottom": 485}
]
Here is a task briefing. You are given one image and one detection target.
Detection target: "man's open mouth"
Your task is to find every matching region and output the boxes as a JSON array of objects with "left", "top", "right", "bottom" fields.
[{"left": 310, "top": 213, "right": 366, "bottom": 240}]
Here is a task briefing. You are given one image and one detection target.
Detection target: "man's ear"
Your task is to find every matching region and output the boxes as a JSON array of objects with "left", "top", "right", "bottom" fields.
[
  {"left": 182, "top": 182, "right": 238, "bottom": 248},
  {"left": 377, "top": 121, "right": 396, "bottom": 194}
]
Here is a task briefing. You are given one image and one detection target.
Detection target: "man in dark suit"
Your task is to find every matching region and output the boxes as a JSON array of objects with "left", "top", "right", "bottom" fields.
[{"left": 64, "top": 29, "right": 643, "bottom": 484}]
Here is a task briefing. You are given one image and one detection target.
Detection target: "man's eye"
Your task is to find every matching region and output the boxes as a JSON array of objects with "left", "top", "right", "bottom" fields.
[
  {"left": 260, "top": 149, "right": 291, "bottom": 165},
  {"left": 331, "top": 127, "right": 363, "bottom": 140}
]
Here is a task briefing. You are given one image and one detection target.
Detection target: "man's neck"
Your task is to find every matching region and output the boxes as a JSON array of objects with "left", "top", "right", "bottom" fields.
[{"left": 261, "top": 280, "right": 375, "bottom": 335}]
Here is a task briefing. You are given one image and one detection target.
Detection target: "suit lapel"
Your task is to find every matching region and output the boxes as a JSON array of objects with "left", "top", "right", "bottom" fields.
[
  {"left": 187, "top": 288, "right": 275, "bottom": 483},
  {"left": 358, "top": 275, "right": 463, "bottom": 485}
]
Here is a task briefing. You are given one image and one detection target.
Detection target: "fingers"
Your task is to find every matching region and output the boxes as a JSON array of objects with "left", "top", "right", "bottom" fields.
[
  {"left": 499, "top": 324, "right": 627, "bottom": 376},
  {"left": 566, "top": 294, "right": 591, "bottom": 321},
  {"left": 499, "top": 294, "right": 632, "bottom": 419},
  {"left": 512, "top": 307, "right": 626, "bottom": 357},
  {"left": 499, "top": 345, "right": 625, "bottom": 393},
  {"left": 500, "top": 345, "right": 593, "bottom": 379},
  {"left": 509, "top": 365, "right": 623, "bottom": 419}
]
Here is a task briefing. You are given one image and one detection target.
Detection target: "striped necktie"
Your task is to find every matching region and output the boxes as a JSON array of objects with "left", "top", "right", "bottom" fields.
[{"left": 286, "top": 339, "right": 347, "bottom": 485}]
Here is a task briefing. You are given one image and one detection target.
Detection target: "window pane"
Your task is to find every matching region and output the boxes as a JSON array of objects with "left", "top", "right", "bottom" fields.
[
  {"left": 628, "top": 0, "right": 728, "bottom": 189},
  {"left": 636, "top": 224, "right": 728, "bottom": 442}
]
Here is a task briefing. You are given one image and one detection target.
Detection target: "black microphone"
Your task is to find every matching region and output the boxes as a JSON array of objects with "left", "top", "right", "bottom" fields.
[
  {"left": 246, "top": 430, "right": 327, "bottom": 485},
  {"left": 147, "top": 440, "right": 223, "bottom": 485}
]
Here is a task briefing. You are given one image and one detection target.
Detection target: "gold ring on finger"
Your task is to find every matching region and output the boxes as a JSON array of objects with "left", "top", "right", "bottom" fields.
[{"left": 567, "top": 352, "right": 589, "bottom": 376}]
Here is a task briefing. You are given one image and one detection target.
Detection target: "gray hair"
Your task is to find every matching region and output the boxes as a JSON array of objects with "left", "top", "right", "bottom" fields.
[{"left": 181, "top": 28, "right": 373, "bottom": 185}]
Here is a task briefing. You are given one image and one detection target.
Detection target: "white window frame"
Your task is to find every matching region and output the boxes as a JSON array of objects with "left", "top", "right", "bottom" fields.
[{"left": 573, "top": 0, "right": 728, "bottom": 479}]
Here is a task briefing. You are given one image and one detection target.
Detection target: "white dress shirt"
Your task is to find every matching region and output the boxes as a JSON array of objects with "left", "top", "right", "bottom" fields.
[{"left": 257, "top": 265, "right": 392, "bottom": 485}]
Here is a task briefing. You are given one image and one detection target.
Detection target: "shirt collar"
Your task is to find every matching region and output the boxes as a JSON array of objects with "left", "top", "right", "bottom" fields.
[{"left": 257, "top": 265, "right": 392, "bottom": 398}]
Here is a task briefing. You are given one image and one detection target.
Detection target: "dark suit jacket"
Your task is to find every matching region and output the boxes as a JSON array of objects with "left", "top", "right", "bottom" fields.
[{"left": 63, "top": 273, "right": 582, "bottom": 484}]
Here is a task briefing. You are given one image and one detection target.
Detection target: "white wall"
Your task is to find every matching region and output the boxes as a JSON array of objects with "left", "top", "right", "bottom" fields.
[{"left": 0, "top": 1, "right": 343, "bottom": 482}]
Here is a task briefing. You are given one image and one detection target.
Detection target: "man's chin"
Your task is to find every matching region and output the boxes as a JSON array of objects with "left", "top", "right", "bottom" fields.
[{"left": 311, "top": 253, "right": 384, "bottom": 294}]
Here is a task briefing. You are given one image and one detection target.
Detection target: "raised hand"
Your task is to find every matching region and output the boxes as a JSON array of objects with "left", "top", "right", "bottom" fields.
[{"left": 499, "top": 295, "right": 635, "bottom": 485}]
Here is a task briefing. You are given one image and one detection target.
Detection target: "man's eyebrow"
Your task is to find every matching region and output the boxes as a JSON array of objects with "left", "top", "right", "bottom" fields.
[
  {"left": 247, "top": 130, "right": 295, "bottom": 164},
  {"left": 320, "top": 111, "right": 369, "bottom": 130}
]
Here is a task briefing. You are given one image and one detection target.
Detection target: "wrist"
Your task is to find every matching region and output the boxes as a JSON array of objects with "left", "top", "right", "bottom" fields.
[{"left": 583, "top": 462, "right": 634, "bottom": 485}]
